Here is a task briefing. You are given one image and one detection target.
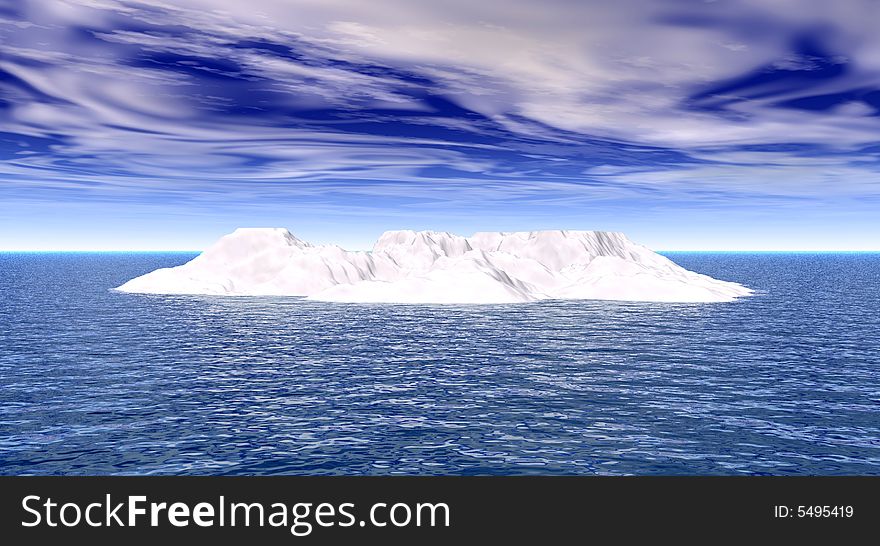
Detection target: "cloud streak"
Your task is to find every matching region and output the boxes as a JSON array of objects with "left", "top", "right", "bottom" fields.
[{"left": 1, "top": 0, "right": 879, "bottom": 248}]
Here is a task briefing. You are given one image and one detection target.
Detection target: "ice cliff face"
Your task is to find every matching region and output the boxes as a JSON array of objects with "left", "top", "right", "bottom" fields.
[{"left": 115, "top": 228, "right": 753, "bottom": 303}]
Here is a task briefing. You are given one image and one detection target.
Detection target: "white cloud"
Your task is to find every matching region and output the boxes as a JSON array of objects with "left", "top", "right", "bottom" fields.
[{"left": 2, "top": 0, "right": 880, "bottom": 205}]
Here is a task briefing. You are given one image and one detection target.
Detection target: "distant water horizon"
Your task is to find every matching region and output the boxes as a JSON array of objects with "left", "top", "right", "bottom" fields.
[
  {"left": 1, "top": 252, "right": 878, "bottom": 475},
  {"left": 3, "top": 250, "right": 880, "bottom": 253}
]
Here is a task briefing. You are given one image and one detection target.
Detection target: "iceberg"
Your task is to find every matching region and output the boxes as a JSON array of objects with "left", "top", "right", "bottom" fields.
[{"left": 115, "top": 228, "right": 753, "bottom": 303}]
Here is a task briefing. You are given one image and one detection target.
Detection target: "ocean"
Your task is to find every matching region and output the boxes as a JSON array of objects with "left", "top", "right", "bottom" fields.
[{"left": 1, "top": 252, "right": 878, "bottom": 475}]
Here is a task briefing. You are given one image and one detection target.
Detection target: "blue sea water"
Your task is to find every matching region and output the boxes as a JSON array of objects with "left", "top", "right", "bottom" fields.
[{"left": 0, "top": 252, "right": 878, "bottom": 475}]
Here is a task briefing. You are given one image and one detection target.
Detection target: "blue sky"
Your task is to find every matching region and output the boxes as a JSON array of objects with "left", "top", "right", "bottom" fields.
[{"left": 1, "top": 0, "right": 879, "bottom": 250}]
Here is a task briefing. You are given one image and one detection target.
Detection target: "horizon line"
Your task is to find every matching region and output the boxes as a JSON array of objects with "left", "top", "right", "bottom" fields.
[{"left": 3, "top": 249, "right": 880, "bottom": 253}]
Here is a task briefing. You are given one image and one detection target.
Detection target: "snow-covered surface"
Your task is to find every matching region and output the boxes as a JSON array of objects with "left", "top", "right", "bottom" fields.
[{"left": 115, "top": 228, "right": 753, "bottom": 303}]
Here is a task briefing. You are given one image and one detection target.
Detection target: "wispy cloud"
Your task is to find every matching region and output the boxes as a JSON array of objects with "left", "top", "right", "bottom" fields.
[{"left": 1, "top": 0, "right": 879, "bottom": 248}]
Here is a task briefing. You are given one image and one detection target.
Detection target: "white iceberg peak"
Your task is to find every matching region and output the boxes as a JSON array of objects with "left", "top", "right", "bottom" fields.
[
  {"left": 227, "top": 227, "right": 311, "bottom": 248},
  {"left": 115, "top": 228, "right": 753, "bottom": 303}
]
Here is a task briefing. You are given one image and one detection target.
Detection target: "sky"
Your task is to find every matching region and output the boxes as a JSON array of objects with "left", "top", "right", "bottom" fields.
[{"left": 1, "top": 0, "right": 879, "bottom": 250}]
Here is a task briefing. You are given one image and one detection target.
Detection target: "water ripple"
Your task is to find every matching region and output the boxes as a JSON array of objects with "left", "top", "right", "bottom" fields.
[{"left": 1, "top": 252, "right": 879, "bottom": 475}]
